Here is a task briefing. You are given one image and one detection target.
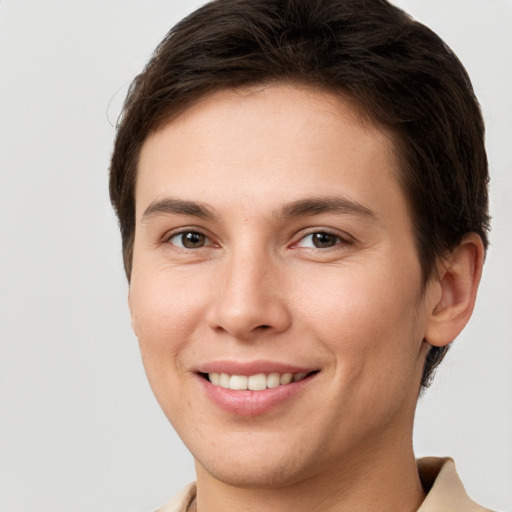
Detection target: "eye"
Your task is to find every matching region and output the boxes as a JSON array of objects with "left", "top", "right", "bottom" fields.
[
  {"left": 296, "top": 231, "right": 346, "bottom": 249},
  {"left": 168, "top": 231, "right": 210, "bottom": 249}
]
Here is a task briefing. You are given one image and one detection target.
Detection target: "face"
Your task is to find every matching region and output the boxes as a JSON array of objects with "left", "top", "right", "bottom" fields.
[{"left": 129, "top": 84, "right": 435, "bottom": 488}]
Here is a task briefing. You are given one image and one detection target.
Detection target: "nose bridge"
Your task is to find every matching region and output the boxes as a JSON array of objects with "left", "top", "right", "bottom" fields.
[{"left": 208, "top": 241, "right": 290, "bottom": 339}]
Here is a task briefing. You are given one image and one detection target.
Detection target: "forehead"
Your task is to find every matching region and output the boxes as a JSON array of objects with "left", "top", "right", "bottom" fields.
[{"left": 135, "top": 84, "right": 406, "bottom": 226}]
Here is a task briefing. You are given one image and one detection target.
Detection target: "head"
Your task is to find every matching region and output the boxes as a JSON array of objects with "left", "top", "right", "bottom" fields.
[
  {"left": 110, "top": 0, "right": 489, "bottom": 489},
  {"left": 111, "top": 0, "right": 488, "bottom": 396}
]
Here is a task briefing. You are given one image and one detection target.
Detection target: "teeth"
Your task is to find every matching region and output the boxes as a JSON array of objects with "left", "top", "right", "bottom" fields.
[
  {"left": 248, "top": 374, "right": 267, "bottom": 391},
  {"left": 267, "top": 372, "right": 281, "bottom": 388},
  {"left": 229, "top": 375, "right": 248, "bottom": 390},
  {"left": 280, "top": 373, "right": 293, "bottom": 385},
  {"left": 207, "top": 371, "right": 310, "bottom": 390},
  {"left": 293, "top": 372, "right": 307, "bottom": 382}
]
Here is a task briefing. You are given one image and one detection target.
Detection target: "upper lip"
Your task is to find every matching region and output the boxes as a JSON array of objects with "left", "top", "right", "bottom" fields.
[{"left": 196, "top": 360, "right": 316, "bottom": 375}]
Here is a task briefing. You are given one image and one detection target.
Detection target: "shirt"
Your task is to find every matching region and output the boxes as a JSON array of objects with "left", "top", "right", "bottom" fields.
[{"left": 155, "top": 457, "right": 492, "bottom": 512}]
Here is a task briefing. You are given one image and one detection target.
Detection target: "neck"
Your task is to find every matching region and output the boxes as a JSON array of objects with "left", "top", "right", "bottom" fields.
[{"left": 193, "top": 438, "right": 425, "bottom": 512}]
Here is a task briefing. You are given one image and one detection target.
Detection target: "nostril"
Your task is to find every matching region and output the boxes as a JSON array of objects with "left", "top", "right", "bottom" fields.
[{"left": 258, "top": 325, "right": 271, "bottom": 330}]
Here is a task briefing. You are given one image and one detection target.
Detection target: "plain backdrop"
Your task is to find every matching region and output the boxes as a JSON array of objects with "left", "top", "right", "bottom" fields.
[{"left": 0, "top": 1, "right": 511, "bottom": 511}]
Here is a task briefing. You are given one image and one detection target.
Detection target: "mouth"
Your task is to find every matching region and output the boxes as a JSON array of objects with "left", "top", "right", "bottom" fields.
[
  {"left": 199, "top": 370, "right": 318, "bottom": 390},
  {"left": 196, "top": 362, "right": 320, "bottom": 415}
]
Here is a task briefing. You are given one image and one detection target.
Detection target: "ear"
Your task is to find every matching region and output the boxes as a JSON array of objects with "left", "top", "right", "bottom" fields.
[
  {"left": 425, "top": 233, "right": 485, "bottom": 347},
  {"left": 128, "top": 289, "right": 138, "bottom": 337}
]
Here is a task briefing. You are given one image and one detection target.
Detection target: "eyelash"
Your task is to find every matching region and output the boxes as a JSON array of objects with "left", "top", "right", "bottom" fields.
[
  {"left": 292, "top": 229, "right": 354, "bottom": 250},
  {"left": 164, "top": 228, "right": 354, "bottom": 251}
]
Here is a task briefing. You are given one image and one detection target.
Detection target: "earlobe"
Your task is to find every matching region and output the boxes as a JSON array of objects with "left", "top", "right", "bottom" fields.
[{"left": 425, "top": 233, "right": 485, "bottom": 347}]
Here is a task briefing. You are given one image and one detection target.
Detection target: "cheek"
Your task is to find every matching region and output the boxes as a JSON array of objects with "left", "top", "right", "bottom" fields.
[
  {"left": 128, "top": 271, "right": 209, "bottom": 426},
  {"left": 129, "top": 269, "right": 207, "bottom": 376},
  {"left": 296, "top": 262, "right": 424, "bottom": 381}
]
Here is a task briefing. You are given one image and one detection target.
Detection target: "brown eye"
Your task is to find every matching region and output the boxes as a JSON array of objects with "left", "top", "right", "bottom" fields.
[
  {"left": 169, "top": 231, "right": 207, "bottom": 248},
  {"left": 296, "top": 232, "right": 341, "bottom": 249},
  {"left": 311, "top": 232, "right": 339, "bottom": 248}
]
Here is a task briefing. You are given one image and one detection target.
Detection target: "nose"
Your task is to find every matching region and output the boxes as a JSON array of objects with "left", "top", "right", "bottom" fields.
[{"left": 206, "top": 248, "right": 292, "bottom": 340}]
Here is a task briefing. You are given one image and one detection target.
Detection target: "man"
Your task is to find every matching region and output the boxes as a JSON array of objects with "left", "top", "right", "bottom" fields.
[{"left": 109, "top": 1, "right": 492, "bottom": 510}]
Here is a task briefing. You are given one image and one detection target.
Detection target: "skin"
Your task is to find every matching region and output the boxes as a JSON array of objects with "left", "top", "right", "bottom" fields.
[{"left": 129, "top": 84, "right": 483, "bottom": 512}]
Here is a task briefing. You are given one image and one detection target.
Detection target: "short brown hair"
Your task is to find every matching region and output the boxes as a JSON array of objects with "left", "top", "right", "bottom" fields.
[{"left": 110, "top": 0, "right": 490, "bottom": 387}]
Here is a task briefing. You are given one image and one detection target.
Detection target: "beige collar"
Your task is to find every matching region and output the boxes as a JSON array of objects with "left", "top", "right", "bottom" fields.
[{"left": 417, "top": 457, "right": 492, "bottom": 512}]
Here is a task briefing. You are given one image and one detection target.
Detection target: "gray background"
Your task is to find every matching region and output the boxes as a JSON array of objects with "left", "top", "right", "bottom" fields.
[{"left": 0, "top": 1, "right": 510, "bottom": 511}]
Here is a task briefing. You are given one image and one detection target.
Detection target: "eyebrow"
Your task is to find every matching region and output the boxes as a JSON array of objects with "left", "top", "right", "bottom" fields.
[
  {"left": 142, "top": 198, "right": 215, "bottom": 221},
  {"left": 141, "top": 195, "right": 376, "bottom": 222},
  {"left": 277, "top": 196, "right": 376, "bottom": 220}
]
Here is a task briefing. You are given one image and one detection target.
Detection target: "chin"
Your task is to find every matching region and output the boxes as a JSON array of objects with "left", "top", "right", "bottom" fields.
[
  {"left": 195, "top": 452, "right": 311, "bottom": 489},
  {"left": 184, "top": 425, "right": 317, "bottom": 488}
]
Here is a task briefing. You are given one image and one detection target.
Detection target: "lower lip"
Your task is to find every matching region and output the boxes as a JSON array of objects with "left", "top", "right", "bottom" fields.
[{"left": 198, "top": 374, "right": 315, "bottom": 416}]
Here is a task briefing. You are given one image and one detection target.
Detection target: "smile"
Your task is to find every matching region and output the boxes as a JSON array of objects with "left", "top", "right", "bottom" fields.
[
  {"left": 198, "top": 368, "right": 319, "bottom": 415},
  {"left": 206, "top": 371, "right": 309, "bottom": 390}
]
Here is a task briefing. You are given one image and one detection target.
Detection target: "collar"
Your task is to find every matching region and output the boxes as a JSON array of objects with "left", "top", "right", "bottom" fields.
[{"left": 417, "top": 457, "right": 492, "bottom": 511}]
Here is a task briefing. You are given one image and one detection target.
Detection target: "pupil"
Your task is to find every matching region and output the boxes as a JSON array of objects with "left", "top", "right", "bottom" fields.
[
  {"left": 183, "top": 232, "right": 205, "bottom": 248},
  {"left": 313, "top": 232, "right": 336, "bottom": 248}
]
